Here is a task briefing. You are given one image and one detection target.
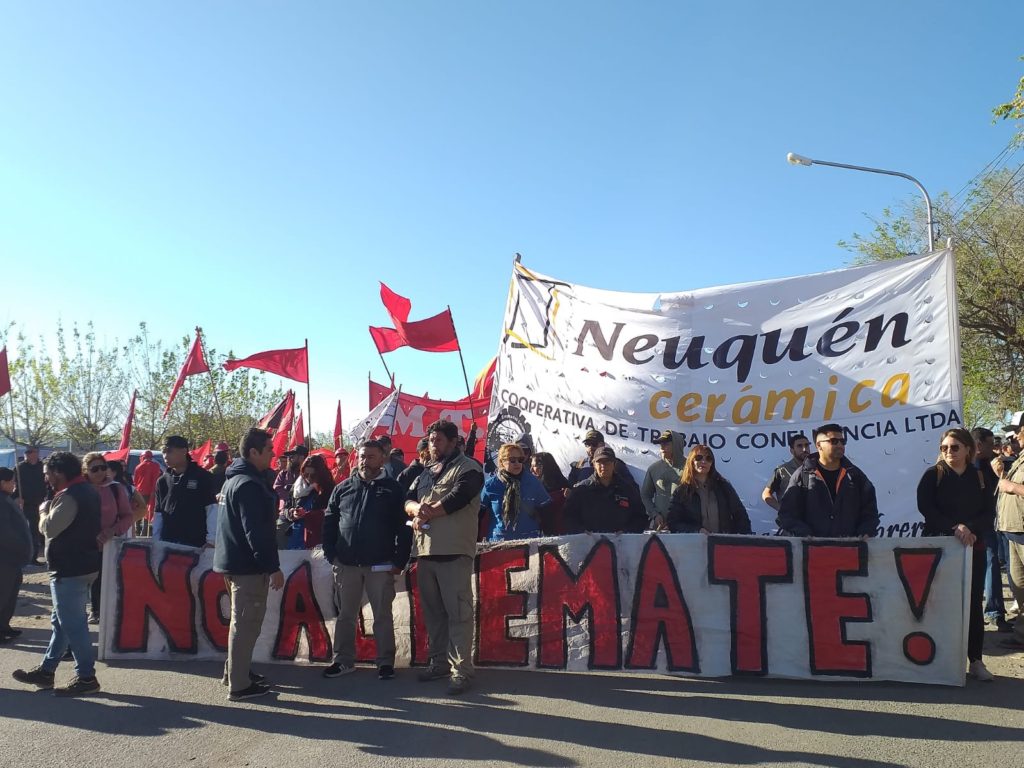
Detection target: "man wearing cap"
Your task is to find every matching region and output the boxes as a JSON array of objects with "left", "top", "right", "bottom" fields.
[
  {"left": 993, "top": 412, "right": 1024, "bottom": 650},
  {"left": 14, "top": 447, "right": 46, "bottom": 565},
  {"left": 397, "top": 437, "right": 430, "bottom": 494},
  {"left": 332, "top": 447, "right": 351, "bottom": 485},
  {"left": 154, "top": 436, "right": 218, "bottom": 547},
  {"left": 641, "top": 432, "right": 686, "bottom": 530},
  {"left": 210, "top": 449, "right": 230, "bottom": 495},
  {"left": 564, "top": 446, "right": 647, "bottom": 534},
  {"left": 762, "top": 433, "right": 811, "bottom": 519},
  {"left": 377, "top": 435, "right": 407, "bottom": 480},
  {"left": 133, "top": 450, "right": 162, "bottom": 535},
  {"left": 566, "top": 430, "right": 639, "bottom": 492},
  {"left": 273, "top": 444, "right": 307, "bottom": 507}
]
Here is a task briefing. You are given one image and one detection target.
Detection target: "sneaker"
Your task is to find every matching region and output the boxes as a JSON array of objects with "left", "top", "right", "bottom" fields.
[
  {"left": 417, "top": 664, "right": 450, "bottom": 682},
  {"left": 12, "top": 666, "right": 55, "bottom": 690},
  {"left": 447, "top": 674, "right": 472, "bottom": 695},
  {"left": 378, "top": 664, "right": 395, "bottom": 681},
  {"left": 1, "top": 628, "right": 23, "bottom": 638},
  {"left": 221, "top": 671, "right": 266, "bottom": 687},
  {"left": 322, "top": 663, "right": 356, "bottom": 678},
  {"left": 87, "top": 615, "right": 100, "bottom": 626},
  {"left": 54, "top": 676, "right": 101, "bottom": 697},
  {"left": 996, "top": 619, "right": 1015, "bottom": 634},
  {"left": 227, "top": 682, "right": 271, "bottom": 702},
  {"left": 968, "top": 661, "right": 994, "bottom": 682}
]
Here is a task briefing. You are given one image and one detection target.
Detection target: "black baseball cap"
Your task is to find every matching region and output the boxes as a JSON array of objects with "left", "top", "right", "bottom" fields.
[
  {"left": 583, "top": 429, "right": 605, "bottom": 446},
  {"left": 592, "top": 446, "right": 616, "bottom": 462},
  {"left": 284, "top": 445, "right": 309, "bottom": 457}
]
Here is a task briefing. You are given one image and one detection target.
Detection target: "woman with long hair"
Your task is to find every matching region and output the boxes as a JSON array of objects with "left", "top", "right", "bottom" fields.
[
  {"left": 106, "top": 460, "right": 147, "bottom": 525},
  {"left": 482, "top": 443, "right": 551, "bottom": 541},
  {"left": 666, "top": 445, "right": 751, "bottom": 534},
  {"left": 530, "top": 452, "right": 569, "bottom": 535},
  {"left": 917, "top": 428, "right": 993, "bottom": 681},
  {"left": 286, "top": 454, "right": 335, "bottom": 549},
  {"left": 82, "top": 452, "right": 134, "bottom": 624}
]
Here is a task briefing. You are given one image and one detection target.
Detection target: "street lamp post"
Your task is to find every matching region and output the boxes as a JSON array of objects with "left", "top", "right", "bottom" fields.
[{"left": 786, "top": 152, "right": 935, "bottom": 253}]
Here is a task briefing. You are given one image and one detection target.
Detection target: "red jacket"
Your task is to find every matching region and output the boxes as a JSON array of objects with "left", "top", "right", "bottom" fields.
[{"left": 134, "top": 459, "right": 162, "bottom": 496}]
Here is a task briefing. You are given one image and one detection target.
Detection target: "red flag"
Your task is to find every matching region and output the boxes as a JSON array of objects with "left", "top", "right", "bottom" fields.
[
  {"left": 103, "top": 389, "right": 139, "bottom": 464},
  {"left": 190, "top": 439, "right": 212, "bottom": 465},
  {"left": 290, "top": 411, "right": 305, "bottom": 450},
  {"left": 370, "top": 283, "right": 460, "bottom": 354},
  {"left": 470, "top": 356, "right": 497, "bottom": 404},
  {"left": 0, "top": 346, "right": 10, "bottom": 398},
  {"left": 164, "top": 333, "right": 210, "bottom": 417},
  {"left": 223, "top": 346, "right": 308, "bottom": 383},
  {"left": 258, "top": 390, "right": 294, "bottom": 431},
  {"left": 272, "top": 423, "right": 290, "bottom": 458},
  {"left": 334, "top": 401, "right": 343, "bottom": 450}
]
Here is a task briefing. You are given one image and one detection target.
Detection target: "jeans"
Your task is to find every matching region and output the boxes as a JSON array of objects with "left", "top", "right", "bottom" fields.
[
  {"left": 43, "top": 573, "right": 97, "bottom": 678},
  {"left": 983, "top": 530, "right": 1006, "bottom": 620}
]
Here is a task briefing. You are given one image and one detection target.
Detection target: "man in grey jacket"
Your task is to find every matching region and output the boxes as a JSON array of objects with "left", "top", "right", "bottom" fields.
[{"left": 641, "top": 431, "right": 686, "bottom": 530}]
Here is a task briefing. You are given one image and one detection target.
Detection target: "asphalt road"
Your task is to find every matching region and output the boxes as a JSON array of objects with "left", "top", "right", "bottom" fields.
[{"left": 2, "top": 567, "right": 1022, "bottom": 768}]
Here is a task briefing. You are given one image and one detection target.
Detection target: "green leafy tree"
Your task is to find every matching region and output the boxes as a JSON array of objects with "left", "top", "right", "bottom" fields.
[
  {"left": 56, "top": 322, "right": 129, "bottom": 450},
  {"left": 0, "top": 325, "right": 63, "bottom": 448},
  {"left": 993, "top": 55, "right": 1024, "bottom": 141},
  {"left": 841, "top": 169, "right": 1024, "bottom": 427}
]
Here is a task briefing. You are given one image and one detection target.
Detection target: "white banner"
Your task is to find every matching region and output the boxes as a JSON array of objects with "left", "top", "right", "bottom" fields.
[
  {"left": 99, "top": 534, "right": 969, "bottom": 685},
  {"left": 486, "top": 252, "right": 961, "bottom": 536}
]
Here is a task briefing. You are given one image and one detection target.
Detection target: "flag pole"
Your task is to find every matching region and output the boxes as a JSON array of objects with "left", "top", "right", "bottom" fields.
[
  {"left": 447, "top": 305, "right": 476, "bottom": 421},
  {"left": 375, "top": 347, "right": 395, "bottom": 388},
  {"left": 196, "top": 327, "right": 228, "bottom": 440},
  {"left": 305, "top": 339, "right": 312, "bottom": 450},
  {"left": 389, "top": 385, "right": 402, "bottom": 437}
]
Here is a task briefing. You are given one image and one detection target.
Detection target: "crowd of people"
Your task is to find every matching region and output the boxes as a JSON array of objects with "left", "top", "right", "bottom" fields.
[{"left": 3, "top": 413, "right": 1023, "bottom": 699}]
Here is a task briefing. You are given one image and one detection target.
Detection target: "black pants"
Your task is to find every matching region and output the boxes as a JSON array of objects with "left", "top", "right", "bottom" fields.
[
  {"left": 90, "top": 564, "right": 103, "bottom": 619},
  {"left": 968, "top": 544, "right": 987, "bottom": 663},
  {"left": 0, "top": 564, "right": 23, "bottom": 632},
  {"left": 22, "top": 503, "right": 42, "bottom": 560}
]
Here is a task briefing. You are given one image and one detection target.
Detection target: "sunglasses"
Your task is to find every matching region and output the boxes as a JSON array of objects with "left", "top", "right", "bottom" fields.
[
  {"left": 817, "top": 437, "right": 847, "bottom": 446},
  {"left": 88, "top": 464, "right": 108, "bottom": 473},
  {"left": 939, "top": 444, "right": 962, "bottom": 453},
  {"left": 506, "top": 457, "right": 525, "bottom": 464},
  {"left": 693, "top": 455, "right": 713, "bottom": 463}
]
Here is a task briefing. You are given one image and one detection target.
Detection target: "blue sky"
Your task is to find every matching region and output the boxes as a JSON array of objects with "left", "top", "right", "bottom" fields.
[{"left": 2, "top": 2, "right": 1021, "bottom": 433}]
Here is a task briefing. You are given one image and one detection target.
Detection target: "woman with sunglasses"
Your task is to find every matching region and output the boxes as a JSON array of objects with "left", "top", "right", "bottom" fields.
[
  {"left": 667, "top": 446, "right": 751, "bottom": 534},
  {"left": 285, "top": 454, "right": 336, "bottom": 550},
  {"left": 917, "top": 428, "right": 994, "bottom": 682},
  {"left": 82, "top": 452, "right": 134, "bottom": 624},
  {"left": 482, "top": 443, "right": 551, "bottom": 541}
]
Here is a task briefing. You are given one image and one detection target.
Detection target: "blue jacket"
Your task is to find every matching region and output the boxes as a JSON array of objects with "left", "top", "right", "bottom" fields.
[
  {"left": 214, "top": 459, "right": 281, "bottom": 575},
  {"left": 483, "top": 471, "right": 551, "bottom": 541},
  {"left": 323, "top": 471, "right": 412, "bottom": 569}
]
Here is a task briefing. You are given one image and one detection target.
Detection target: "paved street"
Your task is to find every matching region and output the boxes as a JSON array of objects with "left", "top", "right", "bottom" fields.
[{"left": 2, "top": 568, "right": 1022, "bottom": 768}]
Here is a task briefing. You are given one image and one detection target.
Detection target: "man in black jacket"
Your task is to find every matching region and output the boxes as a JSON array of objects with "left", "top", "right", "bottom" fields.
[
  {"left": 778, "top": 423, "right": 879, "bottom": 538},
  {"left": 14, "top": 447, "right": 46, "bottom": 565},
  {"left": 566, "top": 430, "right": 639, "bottom": 493},
  {"left": 155, "top": 435, "right": 218, "bottom": 548},
  {"left": 12, "top": 452, "right": 102, "bottom": 696},
  {"left": 396, "top": 438, "right": 430, "bottom": 494},
  {"left": 564, "top": 446, "right": 647, "bottom": 534},
  {"left": 214, "top": 429, "right": 284, "bottom": 701},
  {"left": 322, "top": 440, "right": 411, "bottom": 681}
]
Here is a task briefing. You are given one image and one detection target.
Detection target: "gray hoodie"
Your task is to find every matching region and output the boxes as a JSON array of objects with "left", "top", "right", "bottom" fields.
[{"left": 640, "top": 431, "right": 687, "bottom": 522}]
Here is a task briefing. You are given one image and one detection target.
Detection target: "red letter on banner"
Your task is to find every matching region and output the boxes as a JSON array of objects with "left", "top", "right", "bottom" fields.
[
  {"left": 708, "top": 537, "right": 793, "bottom": 675},
  {"left": 116, "top": 543, "right": 199, "bottom": 653},
  {"left": 273, "top": 562, "right": 332, "bottom": 661},
  {"left": 199, "top": 569, "right": 230, "bottom": 651},
  {"left": 538, "top": 539, "right": 622, "bottom": 670},
  {"left": 803, "top": 541, "right": 872, "bottom": 677},
  {"left": 476, "top": 546, "right": 530, "bottom": 666},
  {"left": 625, "top": 536, "right": 699, "bottom": 672}
]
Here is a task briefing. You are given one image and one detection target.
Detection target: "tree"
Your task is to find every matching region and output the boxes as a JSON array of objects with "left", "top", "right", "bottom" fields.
[
  {"left": 993, "top": 55, "right": 1024, "bottom": 141},
  {"left": 0, "top": 325, "right": 63, "bottom": 448},
  {"left": 56, "top": 322, "right": 129, "bottom": 450},
  {"left": 841, "top": 169, "right": 1024, "bottom": 427}
]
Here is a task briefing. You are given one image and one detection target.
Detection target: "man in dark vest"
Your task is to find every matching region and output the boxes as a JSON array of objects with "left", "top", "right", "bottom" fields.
[
  {"left": 12, "top": 452, "right": 103, "bottom": 696},
  {"left": 15, "top": 446, "right": 46, "bottom": 565},
  {"left": 154, "top": 435, "right": 217, "bottom": 547}
]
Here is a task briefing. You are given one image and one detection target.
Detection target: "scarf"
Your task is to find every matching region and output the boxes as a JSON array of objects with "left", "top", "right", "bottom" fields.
[{"left": 499, "top": 469, "right": 523, "bottom": 530}]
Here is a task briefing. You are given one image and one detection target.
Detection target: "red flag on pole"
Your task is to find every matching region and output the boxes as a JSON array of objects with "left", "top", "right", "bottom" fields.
[
  {"left": 258, "top": 389, "right": 294, "bottom": 431},
  {"left": 190, "top": 439, "right": 212, "bottom": 466},
  {"left": 369, "top": 283, "right": 459, "bottom": 354},
  {"left": 334, "top": 401, "right": 343, "bottom": 450},
  {"left": 119, "top": 390, "right": 137, "bottom": 452},
  {"left": 223, "top": 346, "right": 308, "bottom": 383},
  {"left": 272, "top": 422, "right": 290, "bottom": 458},
  {"left": 289, "top": 411, "right": 305, "bottom": 450},
  {"left": 164, "top": 333, "right": 210, "bottom": 417},
  {"left": 0, "top": 346, "right": 11, "bottom": 398}
]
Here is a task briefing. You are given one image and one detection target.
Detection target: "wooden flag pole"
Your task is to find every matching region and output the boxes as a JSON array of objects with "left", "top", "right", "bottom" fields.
[
  {"left": 447, "top": 305, "right": 476, "bottom": 422},
  {"left": 305, "top": 339, "right": 312, "bottom": 449},
  {"left": 196, "top": 327, "right": 228, "bottom": 440}
]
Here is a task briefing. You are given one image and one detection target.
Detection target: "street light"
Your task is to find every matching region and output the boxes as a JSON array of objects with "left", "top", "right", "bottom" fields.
[{"left": 786, "top": 152, "right": 935, "bottom": 253}]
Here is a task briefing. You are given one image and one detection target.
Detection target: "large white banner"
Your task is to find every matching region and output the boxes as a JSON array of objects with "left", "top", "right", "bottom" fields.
[
  {"left": 99, "top": 535, "right": 969, "bottom": 685},
  {"left": 487, "top": 252, "right": 961, "bottom": 535}
]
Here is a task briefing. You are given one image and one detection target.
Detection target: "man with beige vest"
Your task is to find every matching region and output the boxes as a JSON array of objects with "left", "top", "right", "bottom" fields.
[
  {"left": 405, "top": 419, "right": 484, "bottom": 695},
  {"left": 994, "top": 412, "right": 1024, "bottom": 650}
]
